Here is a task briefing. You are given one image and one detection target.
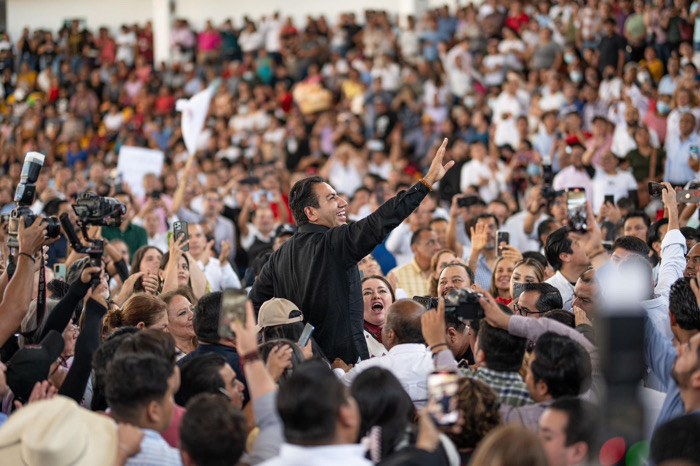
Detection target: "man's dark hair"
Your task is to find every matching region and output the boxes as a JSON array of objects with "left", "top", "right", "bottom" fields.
[
  {"left": 180, "top": 394, "right": 247, "bottom": 466},
  {"left": 543, "top": 310, "right": 575, "bottom": 328},
  {"left": 474, "top": 213, "right": 499, "bottom": 229},
  {"left": 522, "top": 282, "right": 563, "bottom": 313},
  {"left": 385, "top": 300, "right": 424, "bottom": 344},
  {"left": 289, "top": 176, "right": 324, "bottom": 226},
  {"left": 47, "top": 279, "right": 70, "bottom": 299},
  {"left": 441, "top": 262, "right": 476, "bottom": 288},
  {"left": 105, "top": 353, "right": 175, "bottom": 420},
  {"left": 277, "top": 361, "right": 351, "bottom": 445},
  {"left": 411, "top": 227, "right": 432, "bottom": 247},
  {"left": 670, "top": 277, "right": 700, "bottom": 331},
  {"left": 176, "top": 353, "right": 227, "bottom": 406},
  {"left": 623, "top": 211, "right": 651, "bottom": 229},
  {"left": 647, "top": 218, "right": 669, "bottom": 248},
  {"left": 545, "top": 227, "right": 572, "bottom": 271},
  {"left": 612, "top": 236, "right": 651, "bottom": 259},
  {"left": 193, "top": 291, "right": 223, "bottom": 343},
  {"left": 477, "top": 320, "right": 526, "bottom": 372},
  {"left": 651, "top": 413, "right": 700, "bottom": 464},
  {"left": 548, "top": 397, "right": 598, "bottom": 460},
  {"left": 531, "top": 333, "right": 591, "bottom": 398},
  {"left": 522, "top": 251, "right": 548, "bottom": 270},
  {"left": 115, "top": 328, "right": 177, "bottom": 362},
  {"left": 42, "top": 198, "right": 68, "bottom": 217},
  {"left": 91, "top": 326, "right": 140, "bottom": 411},
  {"left": 681, "top": 226, "right": 700, "bottom": 244},
  {"left": 537, "top": 219, "right": 558, "bottom": 247}
]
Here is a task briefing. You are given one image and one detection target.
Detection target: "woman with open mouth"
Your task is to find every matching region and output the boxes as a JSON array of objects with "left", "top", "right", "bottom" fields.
[{"left": 361, "top": 275, "right": 395, "bottom": 358}]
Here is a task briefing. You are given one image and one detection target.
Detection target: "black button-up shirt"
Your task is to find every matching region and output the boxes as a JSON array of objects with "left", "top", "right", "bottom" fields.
[{"left": 249, "top": 182, "right": 430, "bottom": 363}]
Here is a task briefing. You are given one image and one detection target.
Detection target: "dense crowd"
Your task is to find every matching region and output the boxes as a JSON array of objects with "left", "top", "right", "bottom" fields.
[{"left": 0, "top": 1, "right": 699, "bottom": 465}]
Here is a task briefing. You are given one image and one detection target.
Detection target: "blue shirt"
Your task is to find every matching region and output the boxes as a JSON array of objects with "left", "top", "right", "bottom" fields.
[
  {"left": 466, "top": 254, "right": 493, "bottom": 290},
  {"left": 127, "top": 429, "right": 182, "bottom": 466},
  {"left": 664, "top": 132, "right": 700, "bottom": 185}
]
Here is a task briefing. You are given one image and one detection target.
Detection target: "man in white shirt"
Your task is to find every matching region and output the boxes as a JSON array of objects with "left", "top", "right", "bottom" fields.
[
  {"left": 666, "top": 112, "right": 700, "bottom": 185},
  {"left": 187, "top": 223, "right": 241, "bottom": 291},
  {"left": 611, "top": 105, "right": 660, "bottom": 158},
  {"left": 336, "top": 300, "right": 433, "bottom": 408},
  {"left": 261, "top": 362, "right": 372, "bottom": 466},
  {"left": 544, "top": 227, "right": 591, "bottom": 310},
  {"left": 459, "top": 141, "right": 507, "bottom": 203}
]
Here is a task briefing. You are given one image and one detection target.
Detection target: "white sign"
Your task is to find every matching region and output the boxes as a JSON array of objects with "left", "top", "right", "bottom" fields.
[{"left": 116, "top": 146, "right": 165, "bottom": 198}]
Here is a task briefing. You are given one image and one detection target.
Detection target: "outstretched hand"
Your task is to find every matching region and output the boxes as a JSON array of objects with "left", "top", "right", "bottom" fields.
[{"left": 423, "top": 138, "right": 455, "bottom": 185}]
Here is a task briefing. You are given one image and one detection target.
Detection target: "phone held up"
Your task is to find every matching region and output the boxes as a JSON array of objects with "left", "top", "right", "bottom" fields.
[
  {"left": 496, "top": 231, "right": 509, "bottom": 257},
  {"left": 173, "top": 221, "right": 189, "bottom": 251},
  {"left": 427, "top": 371, "right": 460, "bottom": 426},
  {"left": 219, "top": 288, "right": 248, "bottom": 339},
  {"left": 566, "top": 187, "right": 588, "bottom": 233}
]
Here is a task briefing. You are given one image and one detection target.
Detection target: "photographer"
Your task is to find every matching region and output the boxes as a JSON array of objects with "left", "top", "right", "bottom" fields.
[
  {"left": 101, "top": 191, "right": 148, "bottom": 263},
  {"left": 0, "top": 216, "right": 55, "bottom": 347}
]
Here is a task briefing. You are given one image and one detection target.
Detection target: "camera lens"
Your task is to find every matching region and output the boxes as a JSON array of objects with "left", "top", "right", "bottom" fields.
[{"left": 43, "top": 217, "right": 61, "bottom": 238}]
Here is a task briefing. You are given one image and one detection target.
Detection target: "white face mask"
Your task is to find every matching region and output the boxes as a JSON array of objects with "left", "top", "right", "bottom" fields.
[{"left": 637, "top": 72, "right": 651, "bottom": 84}]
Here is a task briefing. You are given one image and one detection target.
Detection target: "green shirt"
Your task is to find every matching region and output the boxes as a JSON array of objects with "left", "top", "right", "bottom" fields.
[
  {"left": 102, "top": 223, "right": 148, "bottom": 262},
  {"left": 626, "top": 147, "right": 665, "bottom": 182}
]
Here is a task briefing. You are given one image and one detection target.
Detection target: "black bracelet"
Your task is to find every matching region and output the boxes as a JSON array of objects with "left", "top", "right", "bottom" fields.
[{"left": 18, "top": 252, "right": 36, "bottom": 263}]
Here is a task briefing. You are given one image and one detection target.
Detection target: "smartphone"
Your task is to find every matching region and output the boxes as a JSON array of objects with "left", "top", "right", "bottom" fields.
[
  {"left": 297, "top": 323, "right": 315, "bottom": 348},
  {"left": 219, "top": 288, "right": 248, "bottom": 339},
  {"left": 457, "top": 195, "right": 480, "bottom": 208},
  {"left": 604, "top": 194, "right": 615, "bottom": 206},
  {"left": 566, "top": 187, "right": 588, "bottom": 233},
  {"left": 173, "top": 221, "right": 188, "bottom": 251},
  {"left": 427, "top": 371, "right": 460, "bottom": 426},
  {"left": 151, "top": 190, "right": 162, "bottom": 200},
  {"left": 53, "top": 263, "right": 66, "bottom": 280},
  {"left": 496, "top": 231, "right": 509, "bottom": 257}
]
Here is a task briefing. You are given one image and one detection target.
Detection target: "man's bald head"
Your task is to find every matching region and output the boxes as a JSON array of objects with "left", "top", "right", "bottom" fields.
[{"left": 383, "top": 300, "right": 425, "bottom": 346}]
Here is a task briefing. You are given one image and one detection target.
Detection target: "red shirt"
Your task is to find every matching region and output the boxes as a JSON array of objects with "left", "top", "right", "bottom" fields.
[{"left": 505, "top": 13, "right": 530, "bottom": 32}]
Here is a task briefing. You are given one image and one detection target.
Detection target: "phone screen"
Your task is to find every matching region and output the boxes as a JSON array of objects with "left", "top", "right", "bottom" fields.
[
  {"left": 566, "top": 188, "right": 588, "bottom": 233},
  {"left": 219, "top": 289, "right": 248, "bottom": 339},
  {"left": 427, "top": 371, "right": 460, "bottom": 426},
  {"left": 53, "top": 263, "right": 66, "bottom": 280},
  {"left": 604, "top": 195, "right": 615, "bottom": 206},
  {"left": 496, "top": 231, "right": 509, "bottom": 257},
  {"left": 297, "top": 323, "right": 315, "bottom": 348}
]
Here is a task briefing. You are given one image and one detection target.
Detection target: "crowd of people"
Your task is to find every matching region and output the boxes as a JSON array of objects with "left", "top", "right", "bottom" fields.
[{"left": 0, "top": 1, "right": 699, "bottom": 464}]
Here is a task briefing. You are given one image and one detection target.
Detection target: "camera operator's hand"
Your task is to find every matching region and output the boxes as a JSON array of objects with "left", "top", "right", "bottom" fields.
[
  {"left": 142, "top": 273, "right": 160, "bottom": 295},
  {"left": 478, "top": 289, "right": 511, "bottom": 329},
  {"left": 421, "top": 298, "right": 447, "bottom": 349},
  {"left": 18, "top": 215, "right": 48, "bottom": 257},
  {"left": 660, "top": 181, "right": 680, "bottom": 230},
  {"left": 423, "top": 138, "right": 455, "bottom": 186}
]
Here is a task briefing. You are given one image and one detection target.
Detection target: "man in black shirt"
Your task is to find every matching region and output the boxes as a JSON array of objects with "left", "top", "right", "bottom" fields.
[
  {"left": 598, "top": 17, "right": 626, "bottom": 77},
  {"left": 249, "top": 139, "right": 454, "bottom": 363}
]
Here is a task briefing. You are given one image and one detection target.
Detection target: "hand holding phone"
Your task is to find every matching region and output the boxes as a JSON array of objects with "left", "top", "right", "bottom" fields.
[
  {"left": 173, "top": 221, "right": 189, "bottom": 252},
  {"left": 426, "top": 371, "right": 460, "bottom": 426},
  {"left": 219, "top": 289, "right": 248, "bottom": 339},
  {"left": 496, "top": 231, "right": 510, "bottom": 257},
  {"left": 566, "top": 188, "right": 588, "bottom": 233},
  {"left": 297, "top": 323, "right": 315, "bottom": 348}
]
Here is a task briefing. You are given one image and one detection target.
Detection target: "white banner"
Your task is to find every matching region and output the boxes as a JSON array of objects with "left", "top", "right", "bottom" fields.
[
  {"left": 176, "top": 78, "right": 219, "bottom": 156},
  {"left": 116, "top": 146, "right": 165, "bottom": 198}
]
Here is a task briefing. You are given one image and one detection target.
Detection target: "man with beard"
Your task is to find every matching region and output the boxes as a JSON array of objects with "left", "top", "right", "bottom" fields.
[{"left": 250, "top": 140, "right": 454, "bottom": 364}]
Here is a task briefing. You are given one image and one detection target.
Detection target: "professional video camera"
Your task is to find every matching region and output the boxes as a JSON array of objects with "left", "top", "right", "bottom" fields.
[
  {"left": 59, "top": 192, "right": 126, "bottom": 287},
  {"left": 413, "top": 289, "right": 485, "bottom": 321},
  {"left": 7, "top": 152, "right": 61, "bottom": 250}
]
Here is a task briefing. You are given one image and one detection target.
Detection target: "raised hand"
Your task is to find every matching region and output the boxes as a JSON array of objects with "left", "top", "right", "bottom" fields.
[
  {"left": 423, "top": 138, "right": 455, "bottom": 185},
  {"left": 470, "top": 222, "right": 488, "bottom": 254}
]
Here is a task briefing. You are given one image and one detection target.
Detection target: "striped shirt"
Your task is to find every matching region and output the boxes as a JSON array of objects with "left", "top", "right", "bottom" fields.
[
  {"left": 127, "top": 429, "right": 182, "bottom": 466},
  {"left": 465, "top": 254, "right": 493, "bottom": 290},
  {"left": 466, "top": 367, "right": 533, "bottom": 407},
  {"left": 388, "top": 259, "right": 431, "bottom": 298}
]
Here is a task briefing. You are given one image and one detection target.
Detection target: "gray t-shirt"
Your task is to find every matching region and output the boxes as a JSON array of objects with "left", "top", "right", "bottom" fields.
[{"left": 531, "top": 42, "right": 561, "bottom": 70}]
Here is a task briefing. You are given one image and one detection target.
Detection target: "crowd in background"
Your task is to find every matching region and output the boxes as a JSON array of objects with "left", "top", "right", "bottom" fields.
[{"left": 0, "top": 1, "right": 698, "bottom": 465}]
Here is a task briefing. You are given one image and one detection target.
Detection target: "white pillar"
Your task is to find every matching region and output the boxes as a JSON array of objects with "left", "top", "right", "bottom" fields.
[{"left": 152, "top": 0, "right": 172, "bottom": 65}]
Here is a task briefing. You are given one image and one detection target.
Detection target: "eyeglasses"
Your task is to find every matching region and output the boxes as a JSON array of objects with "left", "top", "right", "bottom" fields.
[{"left": 513, "top": 303, "right": 548, "bottom": 317}]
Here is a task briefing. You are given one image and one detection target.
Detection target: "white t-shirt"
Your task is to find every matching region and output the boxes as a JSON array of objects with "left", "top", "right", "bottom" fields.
[{"left": 591, "top": 169, "right": 639, "bottom": 214}]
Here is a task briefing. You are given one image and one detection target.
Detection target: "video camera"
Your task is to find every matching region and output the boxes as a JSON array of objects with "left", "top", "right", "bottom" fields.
[
  {"left": 7, "top": 152, "right": 61, "bottom": 252},
  {"left": 413, "top": 289, "right": 485, "bottom": 322},
  {"left": 59, "top": 192, "right": 126, "bottom": 287}
]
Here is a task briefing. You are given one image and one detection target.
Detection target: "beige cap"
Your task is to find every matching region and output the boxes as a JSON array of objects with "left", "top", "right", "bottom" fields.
[{"left": 256, "top": 298, "right": 304, "bottom": 332}]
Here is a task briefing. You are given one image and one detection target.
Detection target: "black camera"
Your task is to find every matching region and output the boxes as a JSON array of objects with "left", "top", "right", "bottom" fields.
[
  {"left": 413, "top": 289, "right": 485, "bottom": 322},
  {"left": 648, "top": 181, "right": 666, "bottom": 197},
  {"left": 72, "top": 192, "right": 126, "bottom": 227},
  {"left": 8, "top": 152, "right": 61, "bottom": 250},
  {"left": 541, "top": 164, "right": 557, "bottom": 201}
]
